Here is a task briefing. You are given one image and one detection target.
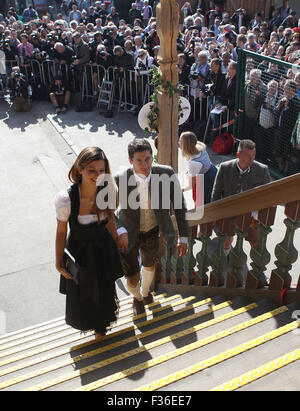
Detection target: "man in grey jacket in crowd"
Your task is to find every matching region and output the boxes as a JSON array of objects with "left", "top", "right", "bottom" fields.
[{"left": 211, "top": 139, "right": 271, "bottom": 254}]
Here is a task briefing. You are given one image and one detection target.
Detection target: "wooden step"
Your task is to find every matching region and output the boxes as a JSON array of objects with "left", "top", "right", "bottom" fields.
[{"left": 0, "top": 293, "right": 299, "bottom": 391}]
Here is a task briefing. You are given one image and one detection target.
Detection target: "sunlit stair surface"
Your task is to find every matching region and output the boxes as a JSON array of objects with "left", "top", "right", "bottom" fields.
[{"left": 0, "top": 291, "right": 299, "bottom": 391}]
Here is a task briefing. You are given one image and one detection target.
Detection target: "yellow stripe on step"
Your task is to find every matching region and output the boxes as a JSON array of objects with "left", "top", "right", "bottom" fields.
[
  {"left": 0, "top": 296, "right": 211, "bottom": 369},
  {"left": 0, "top": 294, "right": 168, "bottom": 350},
  {"left": 210, "top": 348, "right": 300, "bottom": 391},
  {"left": 0, "top": 295, "right": 195, "bottom": 361},
  {"left": 0, "top": 292, "right": 159, "bottom": 345},
  {"left": 134, "top": 319, "right": 299, "bottom": 392},
  {"left": 71, "top": 305, "right": 288, "bottom": 392},
  {"left": 0, "top": 300, "right": 235, "bottom": 389}
]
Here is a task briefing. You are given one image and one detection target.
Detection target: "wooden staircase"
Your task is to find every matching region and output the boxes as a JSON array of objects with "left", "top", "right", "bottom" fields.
[
  {"left": 0, "top": 291, "right": 299, "bottom": 391},
  {"left": 1, "top": 174, "right": 299, "bottom": 391}
]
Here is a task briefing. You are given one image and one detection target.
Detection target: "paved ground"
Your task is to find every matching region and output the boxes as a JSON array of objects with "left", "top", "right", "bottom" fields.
[{"left": 0, "top": 98, "right": 299, "bottom": 335}]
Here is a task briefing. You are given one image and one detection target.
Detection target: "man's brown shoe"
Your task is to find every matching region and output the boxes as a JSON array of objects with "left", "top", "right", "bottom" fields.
[
  {"left": 143, "top": 293, "right": 154, "bottom": 305},
  {"left": 132, "top": 298, "right": 145, "bottom": 316}
]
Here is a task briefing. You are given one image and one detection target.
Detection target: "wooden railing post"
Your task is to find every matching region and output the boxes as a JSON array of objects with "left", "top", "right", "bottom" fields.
[
  {"left": 209, "top": 218, "right": 235, "bottom": 287},
  {"left": 269, "top": 201, "right": 300, "bottom": 291},
  {"left": 160, "top": 241, "right": 172, "bottom": 284},
  {"left": 181, "top": 239, "right": 196, "bottom": 285},
  {"left": 226, "top": 213, "right": 251, "bottom": 288},
  {"left": 170, "top": 239, "right": 184, "bottom": 285},
  {"left": 194, "top": 223, "right": 213, "bottom": 286},
  {"left": 246, "top": 207, "right": 277, "bottom": 289}
]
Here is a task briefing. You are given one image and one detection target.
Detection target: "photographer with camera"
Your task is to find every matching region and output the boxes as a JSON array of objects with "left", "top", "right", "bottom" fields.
[
  {"left": 53, "top": 41, "right": 75, "bottom": 85},
  {"left": 92, "top": 44, "right": 114, "bottom": 98},
  {"left": 135, "top": 48, "right": 153, "bottom": 77},
  {"left": 49, "top": 74, "right": 71, "bottom": 114},
  {"left": 1, "top": 36, "right": 18, "bottom": 79},
  {"left": 88, "top": 32, "right": 103, "bottom": 63},
  {"left": 53, "top": 42, "right": 75, "bottom": 67},
  {"left": 113, "top": 45, "right": 135, "bottom": 72},
  {"left": 44, "top": 33, "right": 57, "bottom": 60},
  {"left": 145, "top": 24, "right": 160, "bottom": 57},
  {"left": 103, "top": 25, "right": 124, "bottom": 56},
  {"left": 135, "top": 47, "right": 153, "bottom": 106},
  {"left": 8, "top": 66, "right": 31, "bottom": 112}
]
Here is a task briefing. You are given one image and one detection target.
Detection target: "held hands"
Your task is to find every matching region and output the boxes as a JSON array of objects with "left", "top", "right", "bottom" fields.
[{"left": 117, "top": 233, "right": 129, "bottom": 253}]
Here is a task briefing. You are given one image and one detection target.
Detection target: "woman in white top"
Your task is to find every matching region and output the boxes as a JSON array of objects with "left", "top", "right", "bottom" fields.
[
  {"left": 55, "top": 147, "right": 123, "bottom": 338},
  {"left": 180, "top": 131, "right": 217, "bottom": 206}
]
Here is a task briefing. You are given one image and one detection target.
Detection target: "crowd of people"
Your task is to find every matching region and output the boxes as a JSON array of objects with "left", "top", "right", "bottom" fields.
[{"left": 0, "top": 0, "right": 299, "bottom": 175}]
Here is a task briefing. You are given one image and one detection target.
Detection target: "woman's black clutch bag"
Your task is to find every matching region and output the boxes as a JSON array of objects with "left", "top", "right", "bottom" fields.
[{"left": 63, "top": 249, "right": 80, "bottom": 285}]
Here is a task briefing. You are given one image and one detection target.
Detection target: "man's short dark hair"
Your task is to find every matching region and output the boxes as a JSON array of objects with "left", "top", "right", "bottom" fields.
[
  {"left": 238, "top": 139, "right": 256, "bottom": 153},
  {"left": 128, "top": 138, "right": 153, "bottom": 159}
]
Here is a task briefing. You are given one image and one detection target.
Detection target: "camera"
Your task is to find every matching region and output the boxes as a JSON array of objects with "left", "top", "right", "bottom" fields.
[
  {"left": 189, "top": 71, "right": 202, "bottom": 80},
  {"left": 202, "top": 83, "right": 216, "bottom": 96},
  {"left": 136, "top": 62, "right": 147, "bottom": 72},
  {"left": 1, "top": 40, "right": 10, "bottom": 50},
  {"left": 32, "top": 48, "right": 41, "bottom": 56},
  {"left": 99, "top": 50, "right": 106, "bottom": 57}
]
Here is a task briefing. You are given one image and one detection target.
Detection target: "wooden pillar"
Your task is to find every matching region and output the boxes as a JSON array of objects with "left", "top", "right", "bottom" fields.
[{"left": 156, "top": 0, "right": 179, "bottom": 172}]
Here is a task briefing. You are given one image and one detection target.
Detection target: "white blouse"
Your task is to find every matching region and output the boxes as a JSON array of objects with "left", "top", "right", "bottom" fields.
[
  {"left": 54, "top": 190, "right": 99, "bottom": 225},
  {"left": 187, "top": 154, "right": 204, "bottom": 177}
]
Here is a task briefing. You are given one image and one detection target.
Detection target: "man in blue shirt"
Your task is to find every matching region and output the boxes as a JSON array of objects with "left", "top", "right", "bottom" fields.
[{"left": 22, "top": 5, "right": 38, "bottom": 22}]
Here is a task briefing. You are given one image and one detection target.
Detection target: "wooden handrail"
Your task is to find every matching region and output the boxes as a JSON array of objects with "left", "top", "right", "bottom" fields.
[{"left": 188, "top": 173, "right": 300, "bottom": 226}]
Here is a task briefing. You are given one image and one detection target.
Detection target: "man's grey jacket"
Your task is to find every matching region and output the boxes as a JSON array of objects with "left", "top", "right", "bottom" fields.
[
  {"left": 114, "top": 164, "right": 189, "bottom": 252},
  {"left": 211, "top": 159, "right": 272, "bottom": 202}
]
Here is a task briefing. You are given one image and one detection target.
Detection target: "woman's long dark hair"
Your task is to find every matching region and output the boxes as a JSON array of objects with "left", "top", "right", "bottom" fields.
[{"left": 68, "top": 147, "right": 118, "bottom": 222}]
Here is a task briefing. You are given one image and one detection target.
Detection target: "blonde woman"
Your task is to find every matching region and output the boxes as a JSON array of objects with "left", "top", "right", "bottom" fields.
[
  {"left": 180, "top": 131, "right": 217, "bottom": 205},
  {"left": 55, "top": 147, "right": 123, "bottom": 338}
]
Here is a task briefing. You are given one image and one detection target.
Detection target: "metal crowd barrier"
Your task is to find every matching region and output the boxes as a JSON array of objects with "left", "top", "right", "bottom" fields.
[{"left": 4, "top": 58, "right": 220, "bottom": 129}]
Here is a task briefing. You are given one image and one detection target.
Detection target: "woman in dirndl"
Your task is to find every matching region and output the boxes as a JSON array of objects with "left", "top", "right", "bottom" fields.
[{"left": 55, "top": 147, "right": 123, "bottom": 338}]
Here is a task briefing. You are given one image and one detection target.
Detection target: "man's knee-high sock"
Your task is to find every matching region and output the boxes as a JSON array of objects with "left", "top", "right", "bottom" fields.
[
  {"left": 141, "top": 267, "right": 155, "bottom": 298},
  {"left": 127, "top": 282, "right": 143, "bottom": 301}
]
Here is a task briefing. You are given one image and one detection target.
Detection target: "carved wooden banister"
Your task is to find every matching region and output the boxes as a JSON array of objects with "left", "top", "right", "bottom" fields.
[
  {"left": 188, "top": 173, "right": 300, "bottom": 227},
  {"left": 159, "top": 173, "right": 300, "bottom": 295}
]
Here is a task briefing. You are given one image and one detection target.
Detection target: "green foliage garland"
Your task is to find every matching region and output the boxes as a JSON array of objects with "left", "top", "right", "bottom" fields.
[{"left": 144, "top": 66, "right": 184, "bottom": 134}]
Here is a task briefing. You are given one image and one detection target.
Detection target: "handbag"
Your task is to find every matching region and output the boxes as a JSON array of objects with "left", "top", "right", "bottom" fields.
[
  {"left": 63, "top": 249, "right": 80, "bottom": 285},
  {"left": 212, "top": 132, "right": 234, "bottom": 155}
]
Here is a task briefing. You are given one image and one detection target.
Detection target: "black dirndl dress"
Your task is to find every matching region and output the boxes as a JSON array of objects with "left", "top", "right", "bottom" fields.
[{"left": 59, "top": 184, "right": 124, "bottom": 333}]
